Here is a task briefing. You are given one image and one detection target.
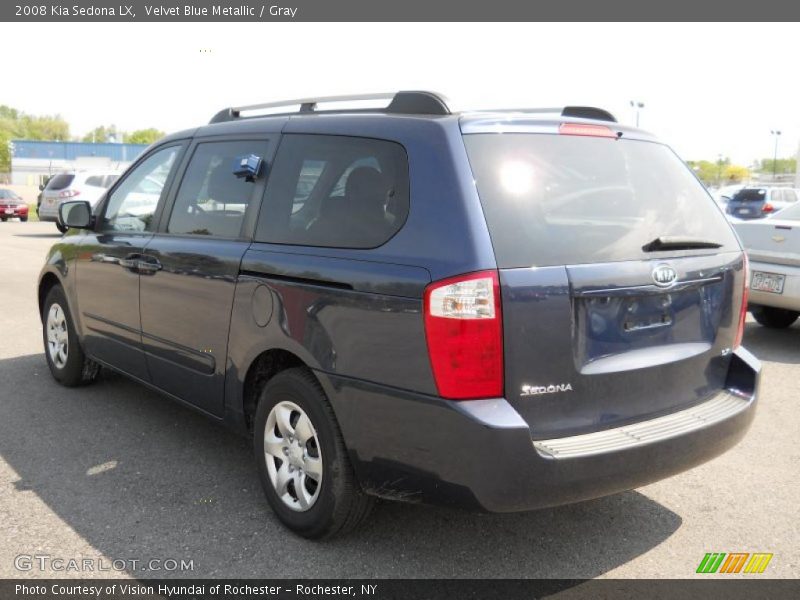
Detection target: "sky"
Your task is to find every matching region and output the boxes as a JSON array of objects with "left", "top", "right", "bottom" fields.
[{"left": 3, "top": 22, "right": 799, "bottom": 165}]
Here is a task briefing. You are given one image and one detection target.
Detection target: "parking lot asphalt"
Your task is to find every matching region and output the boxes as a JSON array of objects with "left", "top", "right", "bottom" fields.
[{"left": 0, "top": 221, "right": 798, "bottom": 579}]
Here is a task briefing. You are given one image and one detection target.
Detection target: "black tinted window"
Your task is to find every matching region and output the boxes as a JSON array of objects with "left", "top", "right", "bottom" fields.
[
  {"left": 256, "top": 135, "right": 409, "bottom": 249},
  {"left": 46, "top": 174, "right": 75, "bottom": 191},
  {"left": 732, "top": 189, "right": 767, "bottom": 202},
  {"left": 85, "top": 175, "right": 105, "bottom": 187},
  {"left": 168, "top": 140, "right": 269, "bottom": 238},
  {"left": 464, "top": 134, "right": 740, "bottom": 268}
]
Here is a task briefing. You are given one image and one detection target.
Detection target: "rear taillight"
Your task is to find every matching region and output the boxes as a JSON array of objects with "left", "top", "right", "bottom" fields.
[
  {"left": 423, "top": 270, "right": 503, "bottom": 399},
  {"left": 762, "top": 203, "right": 774, "bottom": 213},
  {"left": 735, "top": 254, "right": 749, "bottom": 348},
  {"left": 58, "top": 190, "right": 80, "bottom": 198},
  {"left": 559, "top": 123, "right": 617, "bottom": 138}
]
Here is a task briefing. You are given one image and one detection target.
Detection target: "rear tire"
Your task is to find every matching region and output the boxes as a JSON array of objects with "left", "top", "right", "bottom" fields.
[
  {"left": 56, "top": 222, "right": 68, "bottom": 233},
  {"left": 42, "top": 285, "right": 100, "bottom": 386},
  {"left": 750, "top": 305, "right": 799, "bottom": 329},
  {"left": 20, "top": 217, "right": 28, "bottom": 222},
  {"left": 253, "top": 368, "right": 373, "bottom": 539}
]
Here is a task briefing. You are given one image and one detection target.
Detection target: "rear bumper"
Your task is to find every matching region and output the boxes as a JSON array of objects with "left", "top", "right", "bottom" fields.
[
  {"left": 748, "top": 259, "right": 800, "bottom": 311},
  {"left": 323, "top": 347, "right": 760, "bottom": 512},
  {"left": 1, "top": 209, "right": 28, "bottom": 218},
  {"left": 38, "top": 202, "right": 60, "bottom": 221}
]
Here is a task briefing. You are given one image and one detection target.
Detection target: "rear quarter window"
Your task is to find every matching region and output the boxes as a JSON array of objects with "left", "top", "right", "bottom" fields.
[
  {"left": 463, "top": 133, "right": 740, "bottom": 268},
  {"left": 256, "top": 134, "right": 409, "bottom": 249}
]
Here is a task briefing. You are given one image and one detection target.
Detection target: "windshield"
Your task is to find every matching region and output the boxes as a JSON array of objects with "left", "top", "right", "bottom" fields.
[
  {"left": 731, "top": 189, "right": 767, "bottom": 203},
  {"left": 463, "top": 133, "right": 740, "bottom": 268}
]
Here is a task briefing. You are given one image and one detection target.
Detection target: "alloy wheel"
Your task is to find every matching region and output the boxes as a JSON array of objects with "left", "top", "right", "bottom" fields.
[
  {"left": 264, "top": 401, "right": 323, "bottom": 511},
  {"left": 46, "top": 303, "right": 69, "bottom": 369}
]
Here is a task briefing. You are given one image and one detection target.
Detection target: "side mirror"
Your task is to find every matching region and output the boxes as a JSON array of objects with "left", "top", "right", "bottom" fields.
[
  {"left": 39, "top": 184, "right": 45, "bottom": 191},
  {"left": 720, "top": 196, "right": 732, "bottom": 203},
  {"left": 59, "top": 200, "right": 93, "bottom": 229}
]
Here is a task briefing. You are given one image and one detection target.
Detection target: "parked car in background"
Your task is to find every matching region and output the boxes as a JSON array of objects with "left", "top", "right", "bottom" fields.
[
  {"left": 39, "top": 91, "right": 759, "bottom": 539},
  {"left": 724, "top": 186, "right": 798, "bottom": 220},
  {"left": 38, "top": 170, "right": 121, "bottom": 232},
  {"left": 0, "top": 188, "right": 29, "bottom": 222},
  {"left": 735, "top": 201, "right": 800, "bottom": 328},
  {"left": 712, "top": 184, "right": 744, "bottom": 210},
  {"left": 36, "top": 175, "right": 53, "bottom": 215}
]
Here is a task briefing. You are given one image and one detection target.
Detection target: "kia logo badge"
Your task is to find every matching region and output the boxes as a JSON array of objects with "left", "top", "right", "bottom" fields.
[{"left": 652, "top": 264, "right": 677, "bottom": 287}]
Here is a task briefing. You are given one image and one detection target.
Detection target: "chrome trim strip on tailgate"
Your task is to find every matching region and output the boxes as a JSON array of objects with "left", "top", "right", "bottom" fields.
[{"left": 533, "top": 391, "right": 750, "bottom": 459}]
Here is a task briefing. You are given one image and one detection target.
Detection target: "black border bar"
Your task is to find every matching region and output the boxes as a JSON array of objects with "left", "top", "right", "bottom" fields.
[
  {"left": 2, "top": 580, "right": 799, "bottom": 600},
  {"left": 2, "top": 1, "right": 797, "bottom": 22}
]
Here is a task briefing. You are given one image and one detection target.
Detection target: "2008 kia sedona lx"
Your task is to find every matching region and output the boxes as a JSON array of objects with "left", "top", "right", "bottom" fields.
[{"left": 39, "top": 92, "right": 760, "bottom": 538}]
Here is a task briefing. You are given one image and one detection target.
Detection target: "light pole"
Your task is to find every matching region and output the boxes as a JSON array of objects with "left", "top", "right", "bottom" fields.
[
  {"left": 770, "top": 130, "right": 782, "bottom": 180},
  {"left": 717, "top": 153, "right": 724, "bottom": 186},
  {"left": 630, "top": 100, "right": 645, "bottom": 127}
]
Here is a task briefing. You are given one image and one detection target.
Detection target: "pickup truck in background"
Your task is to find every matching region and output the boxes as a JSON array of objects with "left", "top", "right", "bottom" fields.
[{"left": 735, "top": 202, "right": 800, "bottom": 328}]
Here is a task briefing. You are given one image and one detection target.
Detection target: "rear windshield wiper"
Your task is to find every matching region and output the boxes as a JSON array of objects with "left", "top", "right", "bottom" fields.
[{"left": 642, "top": 236, "right": 723, "bottom": 252}]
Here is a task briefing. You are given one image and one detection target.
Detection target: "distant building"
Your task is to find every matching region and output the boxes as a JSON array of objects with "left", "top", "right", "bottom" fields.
[{"left": 10, "top": 140, "right": 149, "bottom": 186}]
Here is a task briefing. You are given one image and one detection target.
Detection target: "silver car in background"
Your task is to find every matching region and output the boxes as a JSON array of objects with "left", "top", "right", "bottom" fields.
[
  {"left": 735, "top": 202, "right": 800, "bottom": 328},
  {"left": 38, "top": 170, "right": 120, "bottom": 232}
]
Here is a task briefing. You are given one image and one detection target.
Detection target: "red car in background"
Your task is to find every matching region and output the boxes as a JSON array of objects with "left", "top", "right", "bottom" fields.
[{"left": 0, "top": 189, "right": 29, "bottom": 222}]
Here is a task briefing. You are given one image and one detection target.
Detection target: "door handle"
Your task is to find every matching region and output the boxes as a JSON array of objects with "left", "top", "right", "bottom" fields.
[{"left": 119, "top": 253, "right": 161, "bottom": 274}]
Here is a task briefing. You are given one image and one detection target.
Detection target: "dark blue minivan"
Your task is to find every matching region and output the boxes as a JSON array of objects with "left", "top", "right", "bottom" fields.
[{"left": 40, "top": 92, "right": 760, "bottom": 538}]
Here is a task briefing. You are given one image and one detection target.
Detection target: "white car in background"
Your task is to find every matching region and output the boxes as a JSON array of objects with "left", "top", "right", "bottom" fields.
[
  {"left": 735, "top": 202, "right": 800, "bottom": 328},
  {"left": 38, "top": 170, "right": 121, "bottom": 232}
]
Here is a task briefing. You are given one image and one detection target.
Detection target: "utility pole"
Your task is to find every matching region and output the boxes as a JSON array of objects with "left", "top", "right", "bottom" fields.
[
  {"left": 630, "top": 100, "right": 645, "bottom": 127},
  {"left": 770, "top": 130, "right": 782, "bottom": 181}
]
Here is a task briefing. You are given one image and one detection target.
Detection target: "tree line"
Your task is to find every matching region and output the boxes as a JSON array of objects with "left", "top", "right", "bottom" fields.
[
  {"left": 0, "top": 105, "right": 165, "bottom": 172},
  {"left": 686, "top": 156, "right": 797, "bottom": 187}
]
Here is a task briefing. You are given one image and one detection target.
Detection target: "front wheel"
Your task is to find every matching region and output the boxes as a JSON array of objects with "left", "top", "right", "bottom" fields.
[
  {"left": 254, "top": 368, "right": 373, "bottom": 539},
  {"left": 20, "top": 217, "right": 28, "bottom": 222},
  {"left": 42, "top": 285, "right": 100, "bottom": 386},
  {"left": 750, "top": 305, "right": 799, "bottom": 329}
]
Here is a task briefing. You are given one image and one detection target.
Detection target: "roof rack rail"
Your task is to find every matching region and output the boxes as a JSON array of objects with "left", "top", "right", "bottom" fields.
[
  {"left": 209, "top": 91, "right": 450, "bottom": 124},
  {"left": 561, "top": 106, "right": 617, "bottom": 123}
]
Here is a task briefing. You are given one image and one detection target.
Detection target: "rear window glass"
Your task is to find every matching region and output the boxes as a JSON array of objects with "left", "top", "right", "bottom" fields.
[
  {"left": 45, "top": 174, "right": 75, "bottom": 191},
  {"left": 732, "top": 189, "right": 767, "bottom": 202},
  {"left": 256, "top": 134, "right": 409, "bottom": 249},
  {"left": 463, "top": 134, "right": 740, "bottom": 268}
]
